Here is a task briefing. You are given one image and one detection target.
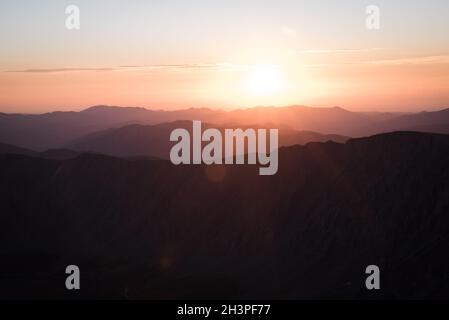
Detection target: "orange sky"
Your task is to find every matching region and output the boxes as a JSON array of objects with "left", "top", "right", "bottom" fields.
[
  {"left": 2, "top": 55, "right": 449, "bottom": 113},
  {"left": 1, "top": 0, "right": 449, "bottom": 113}
]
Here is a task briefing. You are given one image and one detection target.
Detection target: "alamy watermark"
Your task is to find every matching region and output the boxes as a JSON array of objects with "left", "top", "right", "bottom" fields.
[
  {"left": 65, "top": 265, "right": 80, "bottom": 290},
  {"left": 65, "top": 5, "right": 80, "bottom": 30},
  {"left": 169, "top": 121, "right": 279, "bottom": 176},
  {"left": 366, "top": 5, "right": 381, "bottom": 30},
  {"left": 63, "top": 5, "right": 379, "bottom": 32},
  {"left": 365, "top": 265, "right": 380, "bottom": 290}
]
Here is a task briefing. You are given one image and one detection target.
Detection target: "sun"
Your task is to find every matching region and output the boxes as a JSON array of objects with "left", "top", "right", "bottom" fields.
[{"left": 245, "top": 65, "right": 285, "bottom": 96}]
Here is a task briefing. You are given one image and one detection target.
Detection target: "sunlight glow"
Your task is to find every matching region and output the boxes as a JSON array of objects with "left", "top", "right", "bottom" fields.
[{"left": 245, "top": 65, "right": 285, "bottom": 96}]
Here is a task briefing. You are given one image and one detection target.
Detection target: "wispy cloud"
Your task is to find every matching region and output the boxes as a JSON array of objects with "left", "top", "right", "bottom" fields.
[
  {"left": 119, "top": 63, "right": 215, "bottom": 69},
  {"left": 6, "top": 63, "right": 239, "bottom": 73},
  {"left": 303, "top": 55, "right": 449, "bottom": 68},
  {"left": 300, "top": 48, "right": 383, "bottom": 54},
  {"left": 366, "top": 55, "right": 449, "bottom": 66},
  {"left": 6, "top": 67, "right": 117, "bottom": 73}
]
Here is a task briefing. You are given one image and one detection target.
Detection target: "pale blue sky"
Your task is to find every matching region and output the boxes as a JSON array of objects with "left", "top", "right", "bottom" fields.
[{"left": 1, "top": 0, "right": 448, "bottom": 69}]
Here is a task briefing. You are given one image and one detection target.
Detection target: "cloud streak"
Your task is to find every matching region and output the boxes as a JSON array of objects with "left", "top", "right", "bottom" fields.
[
  {"left": 366, "top": 55, "right": 449, "bottom": 66},
  {"left": 6, "top": 63, "right": 240, "bottom": 73},
  {"left": 6, "top": 67, "right": 117, "bottom": 73},
  {"left": 300, "top": 48, "right": 383, "bottom": 54},
  {"left": 303, "top": 55, "right": 449, "bottom": 68},
  {"left": 10, "top": 55, "right": 447, "bottom": 74}
]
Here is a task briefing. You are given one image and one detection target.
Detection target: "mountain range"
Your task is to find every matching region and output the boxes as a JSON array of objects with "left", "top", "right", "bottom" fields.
[
  {"left": 1, "top": 131, "right": 449, "bottom": 299},
  {"left": 66, "top": 121, "right": 348, "bottom": 159},
  {"left": 1, "top": 105, "right": 449, "bottom": 151}
]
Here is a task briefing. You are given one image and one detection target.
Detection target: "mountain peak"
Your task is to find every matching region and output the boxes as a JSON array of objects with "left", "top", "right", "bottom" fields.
[{"left": 81, "top": 105, "right": 149, "bottom": 113}]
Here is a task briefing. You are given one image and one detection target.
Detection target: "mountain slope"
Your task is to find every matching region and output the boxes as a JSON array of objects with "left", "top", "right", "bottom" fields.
[
  {"left": 1, "top": 132, "right": 449, "bottom": 299},
  {"left": 363, "top": 108, "right": 449, "bottom": 135},
  {"left": 0, "top": 141, "right": 36, "bottom": 156},
  {"left": 66, "top": 121, "right": 349, "bottom": 159},
  {"left": 0, "top": 105, "right": 232, "bottom": 150},
  {"left": 216, "top": 106, "right": 373, "bottom": 135},
  {"left": 0, "top": 105, "right": 437, "bottom": 150}
]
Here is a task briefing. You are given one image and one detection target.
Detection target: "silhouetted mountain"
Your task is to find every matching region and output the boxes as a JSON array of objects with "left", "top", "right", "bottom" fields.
[
  {"left": 1, "top": 131, "right": 449, "bottom": 299},
  {"left": 66, "top": 121, "right": 348, "bottom": 159},
  {"left": 215, "top": 106, "right": 374, "bottom": 135},
  {"left": 362, "top": 108, "right": 449, "bottom": 135},
  {"left": 401, "top": 123, "right": 449, "bottom": 134},
  {"left": 0, "top": 142, "right": 81, "bottom": 160},
  {"left": 0, "top": 106, "right": 157, "bottom": 150},
  {"left": 0, "top": 105, "right": 225, "bottom": 150},
  {"left": 0, "top": 141, "right": 36, "bottom": 156},
  {"left": 38, "top": 149, "right": 81, "bottom": 160},
  {"left": 391, "top": 108, "right": 449, "bottom": 128},
  {"left": 1, "top": 105, "right": 447, "bottom": 151}
]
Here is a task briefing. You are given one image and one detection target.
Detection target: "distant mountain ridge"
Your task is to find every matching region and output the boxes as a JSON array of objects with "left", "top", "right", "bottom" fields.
[
  {"left": 0, "top": 141, "right": 80, "bottom": 160},
  {"left": 66, "top": 121, "right": 349, "bottom": 159},
  {"left": 0, "top": 141, "right": 36, "bottom": 156},
  {"left": 0, "top": 105, "right": 448, "bottom": 150}
]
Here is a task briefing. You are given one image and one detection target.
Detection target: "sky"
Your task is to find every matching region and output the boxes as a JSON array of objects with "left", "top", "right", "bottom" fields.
[{"left": 0, "top": 0, "right": 449, "bottom": 113}]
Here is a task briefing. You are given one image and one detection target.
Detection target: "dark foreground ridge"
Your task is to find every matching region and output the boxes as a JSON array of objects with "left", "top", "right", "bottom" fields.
[{"left": 1, "top": 131, "right": 449, "bottom": 299}]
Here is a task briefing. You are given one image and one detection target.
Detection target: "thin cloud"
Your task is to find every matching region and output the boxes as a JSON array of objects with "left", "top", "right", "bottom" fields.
[
  {"left": 300, "top": 48, "right": 383, "bottom": 54},
  {"left": 118, "top": 63, "right": 236, "bottom": 71},
  {"left": 5, "top": 62, "right": 268, "bottom": 74},
  {"left": 6, "top": 63, "right": 240, "bottom": 74},
  {"left": 366, "top": 55, "right": 449, "bottom": 66},
  {"left": 7, "top": 67, "right": 116, "bottom": 73},
  {"left": 303, "top": 55, "right": 449, "bottom": 68}
]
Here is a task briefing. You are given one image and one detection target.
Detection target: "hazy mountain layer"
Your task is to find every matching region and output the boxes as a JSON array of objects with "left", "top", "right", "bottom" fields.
[
  {"left": 1, "top": 105, "right": 448, "bottom": 150},
  {"left": 66, "top": 121, "right": 348, "bottom": 159}
]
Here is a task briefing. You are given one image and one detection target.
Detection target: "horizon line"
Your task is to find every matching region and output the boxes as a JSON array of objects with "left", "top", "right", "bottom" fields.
[{"left": 1, "top": 104, "right": 448, "bottom": 116}]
